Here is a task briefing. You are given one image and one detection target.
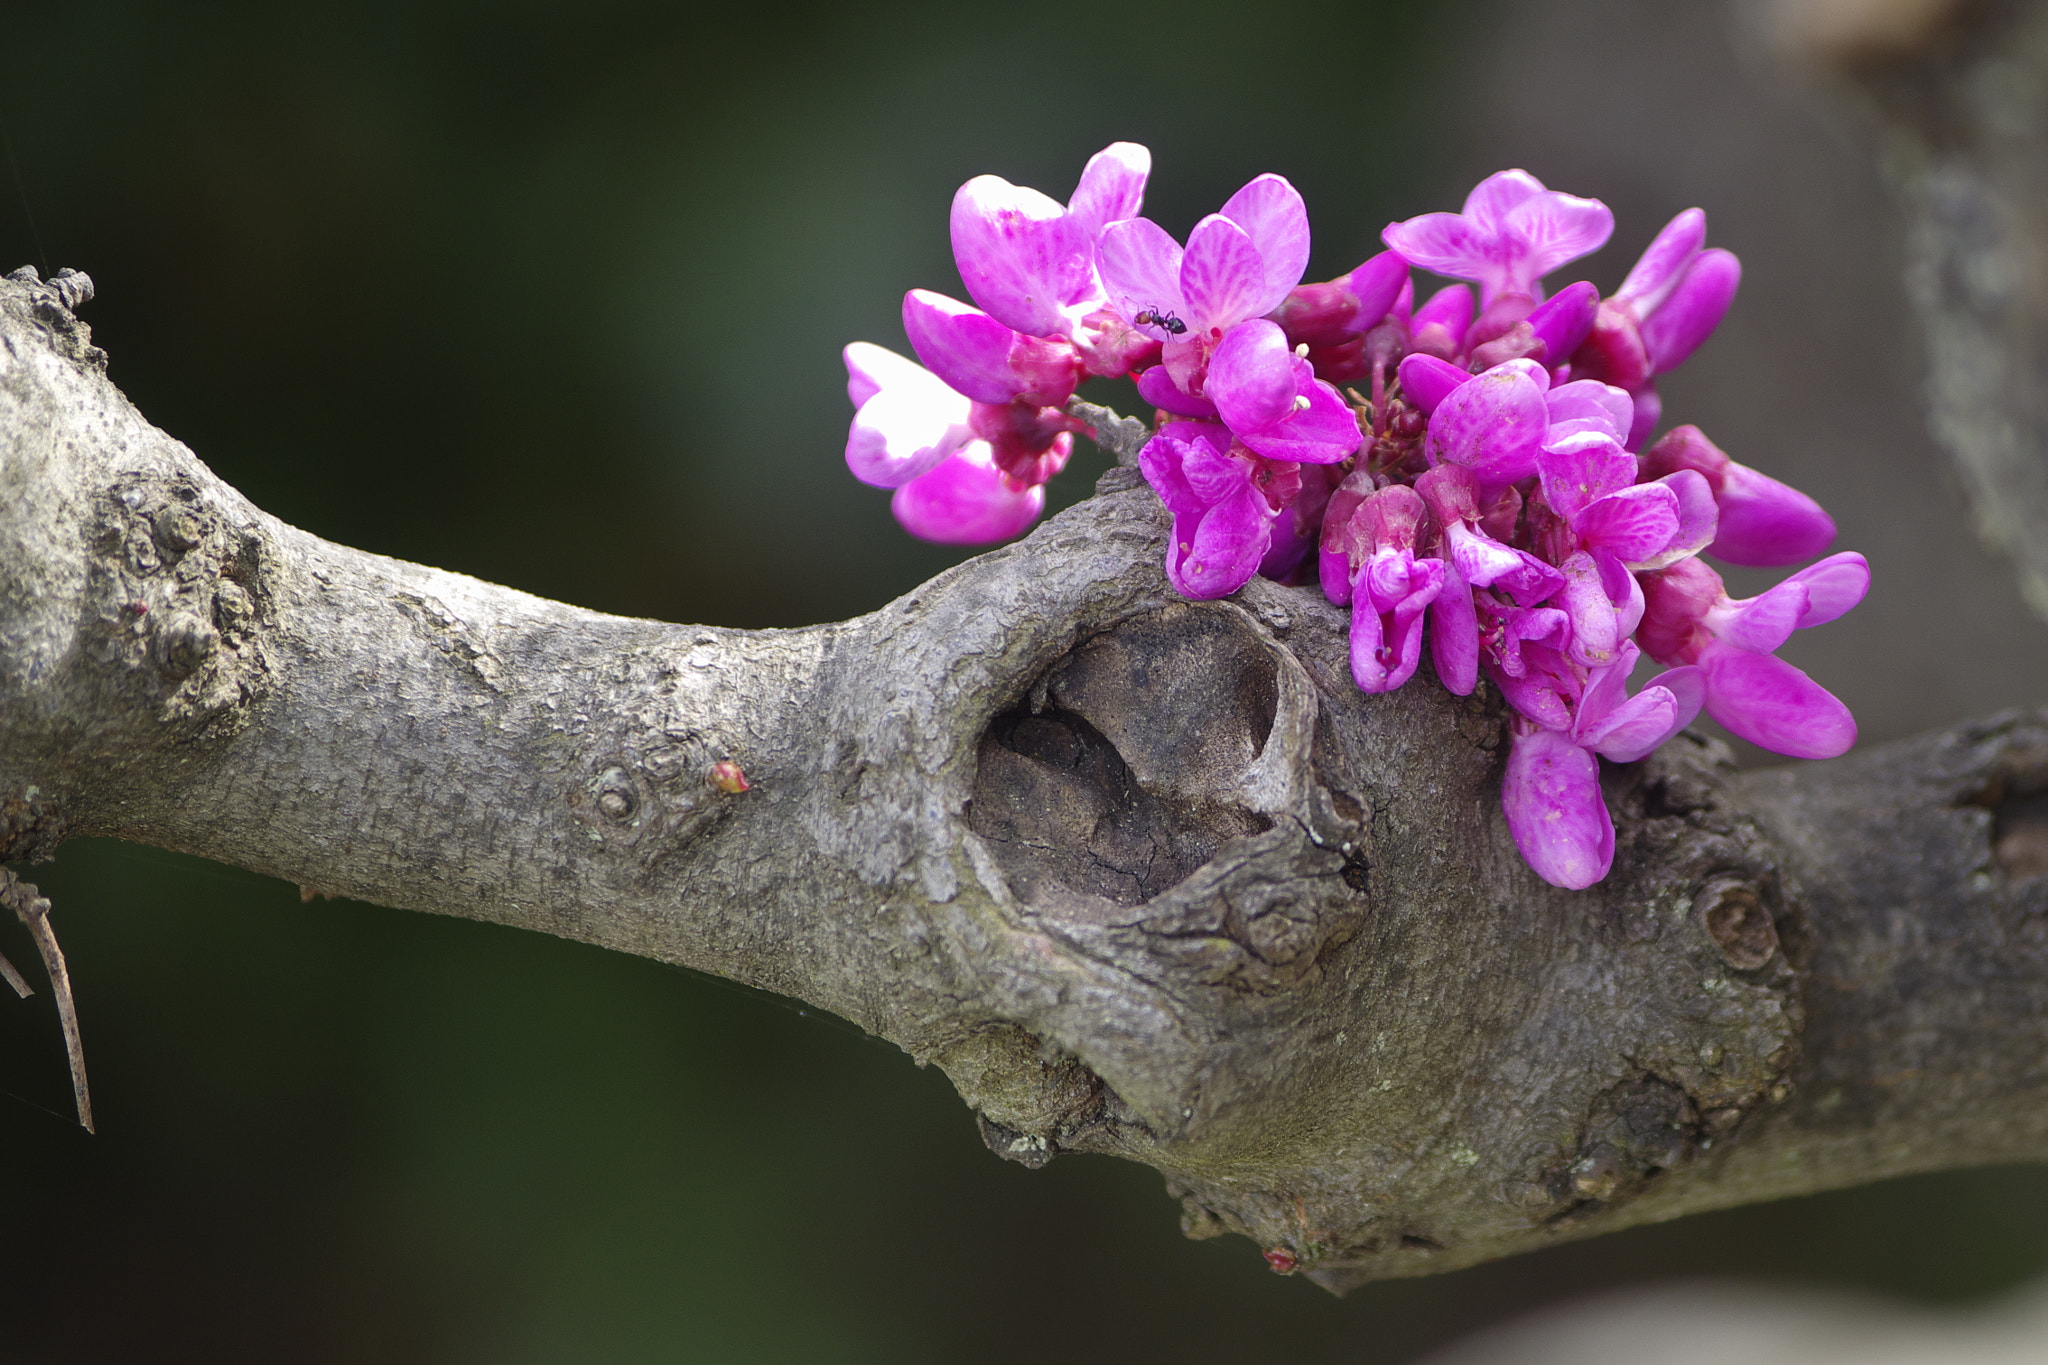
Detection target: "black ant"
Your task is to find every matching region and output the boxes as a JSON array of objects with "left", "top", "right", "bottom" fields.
[{"left": 1133, "top": 308, "right": 1187, "bottom": 336}]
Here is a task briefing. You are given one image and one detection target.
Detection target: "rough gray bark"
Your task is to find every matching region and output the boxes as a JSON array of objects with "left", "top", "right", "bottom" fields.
[{"left": 3, "top": 268, "right": 2047, "bottom": 1291}]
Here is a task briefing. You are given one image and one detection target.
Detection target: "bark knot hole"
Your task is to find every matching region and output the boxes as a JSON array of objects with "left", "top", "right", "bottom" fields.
[
  {"left": 596, "top": 768, "right": 638, "bottom": 821},
  {"left": 969, "top": 606, "right": 1282, "bottom": 909},
  {"left": 1698, "top": 879, "right": 1778, "bottom": 970}
]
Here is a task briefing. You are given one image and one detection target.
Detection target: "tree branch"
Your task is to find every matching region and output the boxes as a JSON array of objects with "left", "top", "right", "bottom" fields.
[
  {"left": 1760, "top": 0, "right": 2048, "bottom": 621},
  {"left": 3, "top": 270, "right": 2046, "bottom": 1288}
]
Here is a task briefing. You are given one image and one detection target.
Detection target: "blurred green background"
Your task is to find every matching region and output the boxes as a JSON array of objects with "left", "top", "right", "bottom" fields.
[{"left": 4, "top": 1, "right": 2048, "bottom": 1361}]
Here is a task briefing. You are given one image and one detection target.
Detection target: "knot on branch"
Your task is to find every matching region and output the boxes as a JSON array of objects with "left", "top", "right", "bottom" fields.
[
  {"left": 3, "top": 267, "right": 103, "bottom": 370},
  {"left": 95, "top": 471, "right": 273, "bottom": 736}
]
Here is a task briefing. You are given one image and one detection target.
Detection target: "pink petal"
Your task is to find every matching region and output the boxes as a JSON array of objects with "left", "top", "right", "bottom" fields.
[
  {"left": 845, "top": 343, "right": 975, "bottom": 488},
  {"left": 1625, "top": 382, "right": 1662, "bottom": 451},
  {"left": 891, "top": 444, "right": 1043, "bottom": 543},
  {"left": 845, "top": 340, "right": 934, "bottom": 409},
  {"left": 1597, "top": 547, "right": 1645, "bottom": 638},
  {"left": 1096, "top": 217, "right": 1187, "bottom": 340},
  {"left": 1576, "top": 640, "right": 1642, "bottom": 729},
  {"left": 1172, "top": 483, "right": 1273, "bottom": 599},
  {"left": 1709, "top": 461, "right": 1837, "bottom": 566},
  {"left": 949, "top": 175, "right": 1090, "bottom": 338},
  {"left": 1209, "top": 318, "right": 1298, "bottom": 432},
  {"left": 1135, "top": 363, "right": 1217, "bottom": 418},
  {"left": 1320, "top": 545, "right": 1354, "bottom": 605},
  {"left": 1545, "top": 379, "right": 1632, "bottom": 438},
  {"left": 1461, "top": 170, "right": 1549, "bottom": 231},
  {"left": 1067, "top": 142, "right": 1150, "bottom": 236},
  {"left": 1699, "top": 642, "right": 1857, "bottom": 759},
  {"left": 1627, "top": 469, "right": 1719, "bottom": 572},
  {"left": 1347, "top": 249, "right": 1411, "bottom": 331},
  {"left": 1219, "top": 173, "right": 1312, "bottom": 315},
  {"left": 1581, "top": 681, "right": 1697, "bottom": 763},
  {"left": 1318, "top": 471, "right": 1382, "bottom": 604},
  {"left": 1525, "top": 280, "right": 1600, "bottom": 363},
  {"left": 1784, "top": 551, "right": 1869, "bottom": 627},
  {"left": 1643, "top": 248, "right": 1740, "bottom": 375},
  {"left": 1710, "top": 579, "right": 1807, "bottom": 655},
  {"left": 1351, "top": 554, "right": 1442, "bottom": 693},
  {"left": 1236, "top": 366, "right": 1363, "bottom": 465},
  {"left": 1615, "top": 208, "right": 1706, "bottom": 315},
  {"left": 1654, "top": 664, "right": 1707, "bottom": 732},
  {"left": 1427, "top": 364, "right": 1549, "bottom": 483},
  {"left": 1558, "top": 550, "right": 1621, "bottom": 667},
  {"left": 1410, "top": 282, "right": 1475, "bottom": 350},
  {"left": 1493, "top": 653, "right": 1576, "bottom": 730},
  {"left": 1505, "top": 191, "right": 1615, "bottom": 281},
  {"left": 1180, "top": 214, "right": 1271, "bottom": 333},
  {"left": 1382, "top": 214, "right": 1491, "bottom": 282},
  {"left": 1537, "top": 429, "right": 1637, "bottom": 520},
  {"left": 1445, "top": 522, "right": 1563, "bottom": 605},
  {"left": 902, "top": 289, "right": 1036, "bottom": 406},
  {"left": 1398, "top": 353, "right": 1471, "bottom": 415},
  {"left": 1502, "top": 727, "right": 1614, "bottom": 890},
  {"left": 1348, "top": 587, "right": 1389, "bottom": 688},
  {"left": 1574, "top": 482, "right": 1681, "bottom": 565},
  {"left": 1137, "top": 421, "right": 1233, "bottom": 519},
  {"left": 1429, "top": 572, "right": 1479, "bottom": 695}
]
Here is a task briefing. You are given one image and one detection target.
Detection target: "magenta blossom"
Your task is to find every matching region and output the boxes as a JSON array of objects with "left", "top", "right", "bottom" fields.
[
  {"left": 1423, "top": 359, "right": 1552, "bottom": 485},
  {"left": 847, "top": 155, "right": 1869, "bottom": 893},
  {"left": 843, "top": 341, "right": 975, "bottom": 489},
  {"left": 1320, "top": 480, "right": 1446, "bottom": 692},
  {"left": 1569, "top": 208, "right": 1742, "bottom": 448},
  {"left": 1382, "top": 170, "right": 1614, "bottom": 309},
  {"left": 1637, "top": 553, "right": 1867, "bottom": 758},
  {"left": 949, "top": 142, "right": 1150, "bottom": 341},
  {"left": 843, "top": 342, "right": 1050, "bottom": 544},
  {"left": 1139, "top": 420, "right": 1302, "bottom": 600},
  {"left": 1640, "top": 425, "right": 1836, "bottom": 567},
  {"left": 1206, "top": 320, "right": 1362, "bottom": 464},
  {"left": 1097, "top": 173, "right": 1312, "bottom": 378},
  {"left": 1501, "top": 642, "right": 1705, "bottom": 889},
  {"left": 1533, "top": 427, "right": 1716, "bottom": 572},
  {"left": 1408, "top": 284, "right": 1473, "bottom": 361},
  {"left": 1417, "top": 463, "right": 1564, "bottom": 694},
  {"left": 891, "top": 443, "right": 1044, "bottom": 545}
]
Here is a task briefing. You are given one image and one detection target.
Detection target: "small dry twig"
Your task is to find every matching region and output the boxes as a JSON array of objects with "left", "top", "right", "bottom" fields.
[{"left": 1, "top": 868, "right": 93, "bottom": 1132}]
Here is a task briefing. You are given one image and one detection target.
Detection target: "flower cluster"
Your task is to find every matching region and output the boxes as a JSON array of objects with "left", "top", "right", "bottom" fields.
[{"left": 844, "top": 148, "right": 1867, "bottom": 889}]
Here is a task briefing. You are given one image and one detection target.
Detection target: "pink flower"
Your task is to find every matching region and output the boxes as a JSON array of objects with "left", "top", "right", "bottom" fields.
[
  {"left": 1206, "top": 319, "right": 1362, "bottom": 464},
  {"left": 1382, "top": 170, "right": 1614, "bottom": 308},
  {"left": 1534, "top": 427, "right": 1716, "bottom": 572},
  {"left": 1500, "top": 644, "right": 1704, "bottom": 890},
  {"left": 1319, "top": 481, "right": 1445, "bottom": 692},
  {"left": 1568, "top": 209, "right": 1743, "bottom": 449},
  {"left": 1098, "top": 173, "right": 1312, "bottom": 350},
  {"left": 1639, "top": 425, "right": 1836, "bottom": 567},
  {"left": 949, "top": 142, "right": 1151, "bottom": 340},
  {"left": 891, "top": 444, "right": 1045, "bottom": 545},
  {"left": 842, "top": 342, "right": 975, "bottom": 488},
  {"left": 1417, "top": 463, "right": 1564, "bottom": 695},
  {"left": 1637, "top": 553, "right": 1868, "bottom": 758},
  {"left": 1423, "top": 359, "right": 1552, "bottom": 485},
  {"left": 901, "top": 289, "right": 1082, "bottom": 408},
  {"left": 843, "top": 342, "right": 1047, "bottom": 544},
  {"left": 1138, "top": 421, "right": 1300, "bottom": 600},
  {"left": 1503, "top": 725, "right": 1613, "bottom": 890}
]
